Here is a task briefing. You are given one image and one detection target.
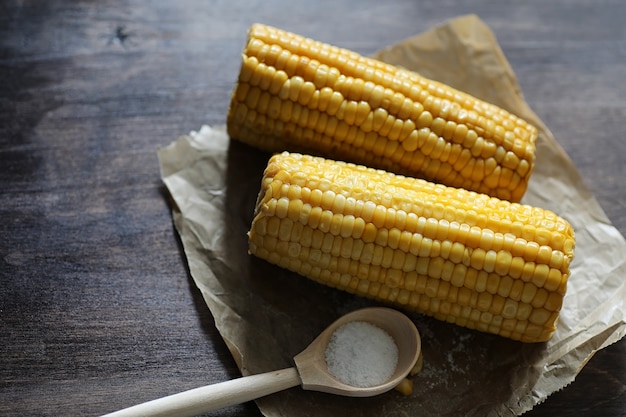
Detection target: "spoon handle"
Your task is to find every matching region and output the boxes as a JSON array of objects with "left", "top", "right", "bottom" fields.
[{"left": 102, "top": 367, "right": 301, "bottom": 417}]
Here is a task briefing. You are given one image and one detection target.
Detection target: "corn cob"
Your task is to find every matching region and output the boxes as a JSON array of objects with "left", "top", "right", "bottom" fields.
[
  {"left": 249, "top": 152, "right": 575, "bottom": 343},
  {"left": 228, "top": 24, "right": 538, "bottom": 202}
]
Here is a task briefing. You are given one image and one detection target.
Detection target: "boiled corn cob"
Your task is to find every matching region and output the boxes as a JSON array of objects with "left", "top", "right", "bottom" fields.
[
  {"left": 228, "top": 24, "right": 538, "bottom": 202},
  {"left": 249, "top": 152, "right": 575, "bottom": 343}
]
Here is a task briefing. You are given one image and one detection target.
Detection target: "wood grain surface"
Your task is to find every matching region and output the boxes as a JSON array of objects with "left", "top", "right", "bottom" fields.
[{"left": 1, "top": 1, "right": 625, "bottom": 416}]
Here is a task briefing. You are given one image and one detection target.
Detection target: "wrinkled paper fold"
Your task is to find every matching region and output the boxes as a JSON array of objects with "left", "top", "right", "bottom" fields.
[{"left": 158, "top": 14, "right": 626, "bottom": 416}]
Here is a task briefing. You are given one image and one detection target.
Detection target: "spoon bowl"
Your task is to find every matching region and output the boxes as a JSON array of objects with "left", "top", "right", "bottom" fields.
[
  {"left": 295, "top": 307, "right": 422, "bottom": 397},
  {"left": 102, "top": 307, "right": 421, "bottom": 417}
]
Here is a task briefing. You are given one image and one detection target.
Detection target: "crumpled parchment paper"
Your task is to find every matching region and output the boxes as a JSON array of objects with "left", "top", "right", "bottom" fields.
[{"left": 157, "top": 14, "right": 626, "bottom": 417}]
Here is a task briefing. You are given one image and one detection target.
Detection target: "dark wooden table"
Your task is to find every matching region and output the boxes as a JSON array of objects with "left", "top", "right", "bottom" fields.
[{"left": 2, "top": 1, "right": 625, "bottom": 416}]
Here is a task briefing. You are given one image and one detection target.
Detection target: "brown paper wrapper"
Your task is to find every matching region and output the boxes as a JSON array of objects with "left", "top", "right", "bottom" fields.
[{"left": 158, "top": 15, "right": 626, "bottom": 416}]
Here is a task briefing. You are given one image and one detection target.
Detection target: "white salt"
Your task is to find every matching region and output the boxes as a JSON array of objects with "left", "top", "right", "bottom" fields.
[{"left": 324, "top": 320, "right": 399, "bottom": 388}]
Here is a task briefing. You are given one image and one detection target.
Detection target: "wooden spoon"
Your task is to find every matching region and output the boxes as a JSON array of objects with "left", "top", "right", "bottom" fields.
[{"left": 102, "top": 307, "right": 421, "bottom": 417}]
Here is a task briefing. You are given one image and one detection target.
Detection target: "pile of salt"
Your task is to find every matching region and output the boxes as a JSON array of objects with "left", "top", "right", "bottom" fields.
[{"left": 324, "top": 321, "right": 399, "bottom": 388}]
